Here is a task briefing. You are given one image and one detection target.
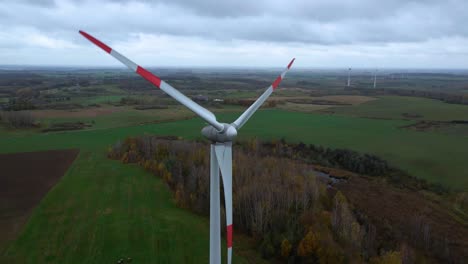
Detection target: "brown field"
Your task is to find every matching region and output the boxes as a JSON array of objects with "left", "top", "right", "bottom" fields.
[
  {"left": 318, "top": 95, "right": 377, "bottom": 105},
  {"left": 0, "top": 149, "right": 79, "bottom": 248},
  {"left": 273, "top": 95, "right": 376, "bottom": 112},
  {"left": 271, "top": 95, "right": 376, "bottom": 105},
  {"left": 277, "top": 102, "right": 331, "bottom": 112}
]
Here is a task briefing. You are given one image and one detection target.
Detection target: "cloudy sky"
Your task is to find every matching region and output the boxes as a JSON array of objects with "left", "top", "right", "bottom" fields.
[{"left": 1, "top": 0, "right": 468, "bottom": 68}]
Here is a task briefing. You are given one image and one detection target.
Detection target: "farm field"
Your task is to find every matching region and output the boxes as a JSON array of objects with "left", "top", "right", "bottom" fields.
[
  {"left": 38, "top": 106, "right": 196, "bottom": 131},
  {"left": 0, "top": 144, "right": 255, "bottom": 263},
  {"left": 3, "top": 1, "right": 468, "bottom": 261},
  {"left": 1, "top": 108, "right": 467, "bottom": 262},
  {"left": 329, "top": 95, "right": 468, "bottom": 121},
  {"left": 1, "top": 108, "right": 467, "bottom": 189},
  {"left": 1, "top": 68, "right": 468, "bottom": 263},
  {"left": 0, "top": 149, "right": 79, "bottom": 249}
]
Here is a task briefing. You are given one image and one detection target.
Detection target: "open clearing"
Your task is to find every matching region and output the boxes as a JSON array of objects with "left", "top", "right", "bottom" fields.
[{"left": 0, "top": 149, "right": 79, "bottom": 249}]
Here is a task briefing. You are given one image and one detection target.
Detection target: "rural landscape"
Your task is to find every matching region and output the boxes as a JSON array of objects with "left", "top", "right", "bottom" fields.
[
  {"left": 1, "top": 65, "right": 467, "bottom": 263},
  {"left": 2, "top": 0, "right": 468, "bottom": 263}
]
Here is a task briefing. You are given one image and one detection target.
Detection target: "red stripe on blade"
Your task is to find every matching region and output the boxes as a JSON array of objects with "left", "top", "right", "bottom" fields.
[
  {"left": 79, "top": 30, "right": 112, "bottom": 54},
  {"left": 227, "top": 225, "right": 233, "bottom": 248},
  {"left": 272, "top": 75, "right": 282, "bottom": 90},
  {"left": 287, "top": 58, "right": 295, "bottom": 69},
  {"left": 136, "top": 66, "right": 162, "bottom": 88}
]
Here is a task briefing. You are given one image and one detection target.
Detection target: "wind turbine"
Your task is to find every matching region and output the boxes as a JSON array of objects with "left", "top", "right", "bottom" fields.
[
  {"left": 373, "top": 69, "right": 377, "bottom": 88},
  {"left": 79, "top": 30, "right": 294, "bottom": 264},
  {"left": 347, "top": 67, "right": 351, "bottom": 87}
]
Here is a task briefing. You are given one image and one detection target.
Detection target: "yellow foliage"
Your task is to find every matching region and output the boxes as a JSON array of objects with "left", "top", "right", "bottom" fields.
[
  {"left": 280, "top": 239, "right": 292, "bottom": 258},
  {"left": 370, "top": 251, "right": 402, "bottom": 264},
  {"left": 297, "top": 229, "right": 319, "bottom": 257},
  {"left": 334, "top": 191, "right": 348, "bottom": 204},
  {"left": 143, "top": 160, "right": 152, "bottom": 171},
  {"left": 164, "top": 171, "right": 172, "bottom": 183},
  {"left": 157, "top": 162, "right": 166, "bottom": 172}
]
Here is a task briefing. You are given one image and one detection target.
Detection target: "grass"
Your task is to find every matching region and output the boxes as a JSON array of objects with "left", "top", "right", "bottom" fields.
[
  {"left": 1, "top": 109, "right": 467, "bottom": 189},
  {"left": 235, "top": 110, "right": 468, "bottom": 190},
  {"left": 0, "top": 110, "right": 259, "bottom": 263},
  {"left": 79, "top": 95, "right": 125, "bottom": 105},
  {"left": 41, "top": 106, "right": 195, "bottom": 131},
  {"left": 2, "top": 152, "right": 213, "bottom": 263},
  {"left": 1, "top": 107, "right": 467, "bottom": 263},
  {"left": 330, "top": 96, "right": 468, "bottom": 121},
  {"left": 65, "top": 94, "right": 126, "bottom": 106}
]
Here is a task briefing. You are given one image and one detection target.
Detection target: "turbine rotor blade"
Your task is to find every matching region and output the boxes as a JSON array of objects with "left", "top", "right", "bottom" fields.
[
  {"left": 231, "top": 58, "right": 295, "bottom": 130},
  {"left": 214, "top": 142, "right": 233, "bottom": 264},
  {"left": 79, "top": 30, "right": 223, "bottom": 131}
]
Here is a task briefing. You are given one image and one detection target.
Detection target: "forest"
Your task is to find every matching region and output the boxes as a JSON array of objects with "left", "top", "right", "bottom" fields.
[{"left": 108, "top": 136, "right": 463, "bottom": 263}]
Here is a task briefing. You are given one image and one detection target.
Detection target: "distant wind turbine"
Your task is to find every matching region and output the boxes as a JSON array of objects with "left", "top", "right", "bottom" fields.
[
  {"left": 79, "top": 30, "right": 295, "bottom": 264},
  {"left": 373, "top": 69, "right": 377, "bottom": 88},
  {"left": 347, "top": 67, "right": 351, "bottom": 87}
]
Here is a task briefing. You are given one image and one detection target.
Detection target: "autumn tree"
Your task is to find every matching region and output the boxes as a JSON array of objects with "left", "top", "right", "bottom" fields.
[
  {"left": 280, "top": 239, "right": 292, "bottom": 258},
  {"left": 297, "top": 228, "right": 319, "bottom": 257}
]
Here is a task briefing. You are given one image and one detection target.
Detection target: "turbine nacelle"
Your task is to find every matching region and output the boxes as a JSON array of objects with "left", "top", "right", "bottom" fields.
[{"left": 201, "top": 124, "right": 238, "bottom": 143}]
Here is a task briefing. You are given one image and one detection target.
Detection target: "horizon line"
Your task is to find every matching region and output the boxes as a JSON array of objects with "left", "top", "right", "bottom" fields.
[{"left": 1, "top": 64, "right": 468, "bottom": 71}]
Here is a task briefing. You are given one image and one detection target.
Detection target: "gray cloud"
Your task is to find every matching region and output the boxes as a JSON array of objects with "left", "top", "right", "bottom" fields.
[
  {"left": 2, "top": 0, "right": 467, "bottom": 44},
  {"left": 0, "top": 0, "right": 468, "bottom": 67}
]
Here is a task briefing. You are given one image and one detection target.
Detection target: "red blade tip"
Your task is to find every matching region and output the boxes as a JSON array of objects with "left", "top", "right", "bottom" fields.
[
  {"left": 78, "top": 30, "right": 112, "bottom": 54},
  {"left": 287, "top": 58, "right": 295, "bottom": 69}
]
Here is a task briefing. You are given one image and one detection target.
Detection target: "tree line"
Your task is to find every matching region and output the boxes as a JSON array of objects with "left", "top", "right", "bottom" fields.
[
  {"left": 108, "top": 136, "right": 454, "bottom": 263},
  {"left": 251, "top": 138, "right": 448, "bottom": 194}
]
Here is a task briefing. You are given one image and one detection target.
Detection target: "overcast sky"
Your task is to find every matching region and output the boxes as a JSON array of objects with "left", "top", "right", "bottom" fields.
[{"left": 1, "top": 0, "right": 468, "bottom": 68}]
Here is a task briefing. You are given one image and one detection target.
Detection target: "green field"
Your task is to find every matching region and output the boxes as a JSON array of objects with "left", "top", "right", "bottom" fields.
[
  {"left": 1, "top": 107, "right": 467, "bottom": 263},
  {"left": 330, "top": 96, "right": 468, "bottom": 121},
  {"left": 75, "top": 95, "right": 125, "bottom": 105},
  {"left": 0, "top": 110, "right": 468, "bottom": 189},
  {"left": 41, "top": 106, "right": 195, "bottom": 131},
  {"left": 3, "top": 152, "right": 215, "bottom": 263},
  {"left": 0, "top": 118, "right": 255, "bottom": 263},
  {"left": 1, "top": 108, "right": 467, "bottom": 189}
]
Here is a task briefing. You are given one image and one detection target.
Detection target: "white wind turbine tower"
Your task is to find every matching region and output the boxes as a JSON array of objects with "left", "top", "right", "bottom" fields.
[
  {"left": 79, "top": 30, "right": 295, "bottom": 264},
  {"left": 373, "top": 69, "right": 377, "bottom": 88},
  {"left": 347, "top": 67, "right": 351, "bottom": 87}
]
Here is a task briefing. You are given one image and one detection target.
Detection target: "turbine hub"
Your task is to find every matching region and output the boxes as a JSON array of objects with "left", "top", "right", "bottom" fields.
[{"left": 201, "top": 123, "right": 237, "bottom": 143}]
